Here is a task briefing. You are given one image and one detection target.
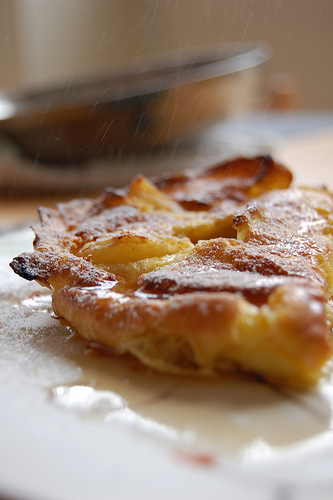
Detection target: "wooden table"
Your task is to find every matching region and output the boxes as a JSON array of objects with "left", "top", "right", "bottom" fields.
[
  {"left": 1, "top": 127, "right": 332, "bottom": 232},
  {"left": 0, "top": 194, "right": 81, "bottom": 232},
  {"left": 275, "top": 128, "right": 333, "bottom": 188}
]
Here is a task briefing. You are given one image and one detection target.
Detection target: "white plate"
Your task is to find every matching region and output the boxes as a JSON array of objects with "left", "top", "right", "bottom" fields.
[{"left": 1, "top": 227, "right": 333, "bottom": 500}]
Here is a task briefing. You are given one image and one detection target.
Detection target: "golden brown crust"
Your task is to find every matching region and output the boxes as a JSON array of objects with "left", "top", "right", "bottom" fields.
[
  {"left": 10, "top": 155, "right": 333, "bottom": 387},
  {"left": 51, "top": 281, "right": 329, "bottom": 386}
]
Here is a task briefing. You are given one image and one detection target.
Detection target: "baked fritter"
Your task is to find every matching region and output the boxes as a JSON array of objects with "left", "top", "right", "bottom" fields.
[{"left": 10, "top": 156, "right": 333, "bottom": 387}]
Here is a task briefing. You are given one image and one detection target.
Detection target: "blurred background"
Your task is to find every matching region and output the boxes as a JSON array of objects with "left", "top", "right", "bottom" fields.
[
  {"left": 0, "top": 0, "right": 333, "bottom": 201},
  {"left": 1, "top": 0, "right": 332, "bottom": 110}
]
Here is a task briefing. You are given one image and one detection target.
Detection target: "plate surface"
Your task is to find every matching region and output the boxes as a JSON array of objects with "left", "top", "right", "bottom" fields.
[{"left": 1, "top": 227, "right": 333, "bottom": 500}]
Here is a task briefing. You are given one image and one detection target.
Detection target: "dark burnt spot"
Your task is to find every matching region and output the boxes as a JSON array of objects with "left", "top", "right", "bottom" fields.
[{"left": 10, "top": 256, "right": 39, "bottom": 281}]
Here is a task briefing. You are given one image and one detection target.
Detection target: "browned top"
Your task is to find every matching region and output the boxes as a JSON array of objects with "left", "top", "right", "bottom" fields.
[{"left": 9, "top": 155, "right": 333, "bottom": 387}]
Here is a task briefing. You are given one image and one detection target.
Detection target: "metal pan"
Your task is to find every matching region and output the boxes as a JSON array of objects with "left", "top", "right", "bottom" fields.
[{"left": 0, "top": 42, "right": 271, "bottom": 164}]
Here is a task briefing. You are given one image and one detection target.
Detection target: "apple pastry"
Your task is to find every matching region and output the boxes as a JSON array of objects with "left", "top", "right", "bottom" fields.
[{"left": 10, "top": 156, "right": 333, "bottom": 388}]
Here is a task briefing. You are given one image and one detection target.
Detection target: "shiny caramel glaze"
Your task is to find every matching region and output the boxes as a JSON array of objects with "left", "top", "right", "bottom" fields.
[{"left": 10, "top": 156, "right": 333, "bottom": 387}]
